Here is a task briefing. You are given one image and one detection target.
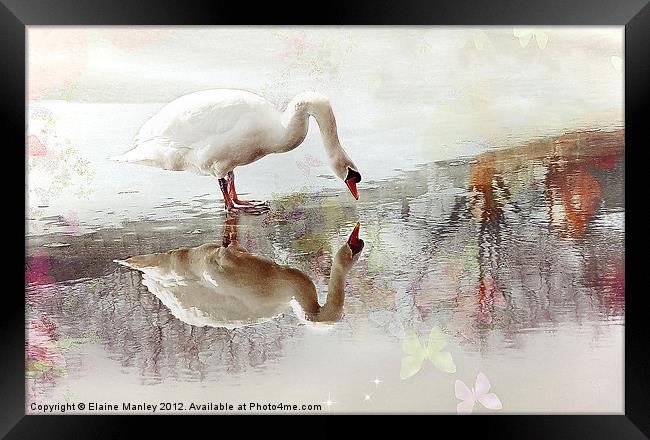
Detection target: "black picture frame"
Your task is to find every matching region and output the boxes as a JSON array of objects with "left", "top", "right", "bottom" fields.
[{"left": 5, "top": 0, "right": 648, "bottom": 436}]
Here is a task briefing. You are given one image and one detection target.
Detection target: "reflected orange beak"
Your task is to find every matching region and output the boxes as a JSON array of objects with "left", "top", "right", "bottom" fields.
[
  {"left": 347, "top": 222, "right": 364, "bottom": 255},
  {"left": 346, "top": 177, "right": 359, "bottom": 200}
]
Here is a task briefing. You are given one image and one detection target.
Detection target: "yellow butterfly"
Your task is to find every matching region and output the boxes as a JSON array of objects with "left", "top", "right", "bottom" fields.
[
  {"left": 471, "top": 30, "right": 490, "bottom": 51},
  {"left": 513, "top": 28, "right": 549, "bottom": 50},
  {"left": 400, "top": 327, "right": 456, "bottom": 379}
]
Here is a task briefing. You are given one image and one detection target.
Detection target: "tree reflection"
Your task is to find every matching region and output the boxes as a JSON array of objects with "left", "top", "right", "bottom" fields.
[{"left": 465, "top": 130, "right": 624, "bottom": 340}]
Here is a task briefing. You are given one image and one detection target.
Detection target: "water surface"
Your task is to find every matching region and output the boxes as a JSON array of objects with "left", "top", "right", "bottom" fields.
[{"left": 26, "top": 129, "right": 624, "bottom": 414}]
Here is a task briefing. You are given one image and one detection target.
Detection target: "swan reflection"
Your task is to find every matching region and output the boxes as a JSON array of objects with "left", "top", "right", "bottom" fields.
[{"left": 115, "top": 215, "right": 364, "bottom": 329}]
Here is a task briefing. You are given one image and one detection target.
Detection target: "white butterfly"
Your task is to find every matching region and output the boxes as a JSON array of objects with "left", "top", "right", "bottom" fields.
[{"left": 455, "top": 372, "right": 502, "bottom": 414}]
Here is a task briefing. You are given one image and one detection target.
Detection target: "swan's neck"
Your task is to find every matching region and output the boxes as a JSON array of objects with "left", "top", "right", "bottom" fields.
[
  {"left": 280, "top": 94, "right": 347, "bottom": 171},
  {"left": 288, "top": 246, "right": 355, "bottom": 323},
  {"left": 316, "top": 260, "right": 350, "bottom": 322}
]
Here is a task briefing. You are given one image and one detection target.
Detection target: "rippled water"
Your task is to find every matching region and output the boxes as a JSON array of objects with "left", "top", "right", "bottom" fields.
[{"left": 26, "top": 129, "right": 624, "bottom": 413}]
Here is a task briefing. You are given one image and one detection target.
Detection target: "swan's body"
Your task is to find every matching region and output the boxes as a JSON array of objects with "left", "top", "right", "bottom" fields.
[
  {"left": 113, "top": 89, "right": 361, "bottom": 212},
  {"left": 115, "top": 223, "right": 364, "bottom": 329}
]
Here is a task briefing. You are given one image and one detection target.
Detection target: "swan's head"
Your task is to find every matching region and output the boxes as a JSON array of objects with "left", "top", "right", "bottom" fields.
[
  {"left": 343, "top": 166, "right": 362, "bottom": 201},
  {"left": 294, "top": 92, "right": 362, "bottom": 200},
  {"left": 330, "top": 155, "right": 361, "bottom": 200},
  {"left": 295, "top": 222, "right": 363, "bottom": 327},
  {"left": 329, "top": 222, "right": 364, "bottom": 272},
  {"left": 346, "top": 222, "right": 365, "bottom": 257}
]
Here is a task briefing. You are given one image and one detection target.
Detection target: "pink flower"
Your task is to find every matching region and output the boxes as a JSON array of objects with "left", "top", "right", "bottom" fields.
[
  {"left": 30, "top": 314, "right": 60, "bottom": 341},
  {"left": 25, "top": 250, "right": 55, "bottom": 286},
  {"left": 26, "top": 315, "right": 63, "bottom": 365},
  {"left": 27, "top": 135, "right": 47, "bottom": 157}
]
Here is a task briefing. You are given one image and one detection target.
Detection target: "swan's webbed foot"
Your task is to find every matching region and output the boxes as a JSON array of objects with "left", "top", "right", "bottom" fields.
[
  {"left": 225, "top": 202, "right": 270, "bottom": 215},
  {"left": 218, "top": 171, "right": 270, "bottom": 215},
  {"left": 232, "top": 198, "right": 269, "bottom": 208}
]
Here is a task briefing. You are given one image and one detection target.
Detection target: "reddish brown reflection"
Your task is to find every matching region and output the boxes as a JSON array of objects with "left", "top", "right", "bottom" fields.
[
  {"left": 543, "top": 131, "right": 623, "bottom": 239},
  {"left": 545, "top": 159, "right": 602, "bottom": 239},
  {"left": 467, "top": 129, "right": 624, "bottom": 325}
]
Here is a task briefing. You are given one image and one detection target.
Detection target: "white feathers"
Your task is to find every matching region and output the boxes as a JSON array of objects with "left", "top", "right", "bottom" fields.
[
  {"left": 288, "top": 298, "right": 336, "bottom": 333},
  {"left": 111, "top": 89, "right": 283, "bottom": 175},
  {"left": 111, "top": 88, "right": 358, "bottom": 183}
]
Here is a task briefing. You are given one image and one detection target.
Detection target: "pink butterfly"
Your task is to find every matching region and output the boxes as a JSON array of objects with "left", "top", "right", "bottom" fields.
[
  {"left": 296, "top": 154, "right": 323, "bottom": 177},
  {"left": 455, "top": 372, "right": 502, "bottom": 414}
]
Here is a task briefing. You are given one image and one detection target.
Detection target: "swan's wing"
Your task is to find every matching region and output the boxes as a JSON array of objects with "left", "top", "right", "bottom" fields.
[
  {"left": 224, "top": 243, "right": 250, "bottom": 254},
  {"left": 118, "top": 255, "right": 262, "bottom": 328},
  {"left": 116, "top": 242, "right": 289, "bottom": 328},
  {"left": 139, "top": 273, "right": 255, "bottom": 328},
  {"left": 114, "top": 253, "right": 169, "bottom": 271},
  {"left": 134, "top": 89, "right": 279, "bottom": 149}
]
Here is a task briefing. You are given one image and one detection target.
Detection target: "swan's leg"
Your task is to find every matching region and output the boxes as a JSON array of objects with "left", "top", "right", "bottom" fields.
[
  {"left": 222, "top": 212, "right": 239, "bottom": 246},
  {"left": 218, "top": 177, "right": 235, "bottom": 211},
  {"left": 227, "top": 171, "right": 269, "bottom": 208},
  {"left": 218, "top": 175, "right": 269, "bottom": 215}
]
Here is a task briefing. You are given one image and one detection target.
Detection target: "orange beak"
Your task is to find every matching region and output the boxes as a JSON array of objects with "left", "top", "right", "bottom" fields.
[
  {"left": 347, "top": 222, "right": 364, "bottom": 255},
  {"left": 346, "top": 177, "right": 359, "bottom": 200}
]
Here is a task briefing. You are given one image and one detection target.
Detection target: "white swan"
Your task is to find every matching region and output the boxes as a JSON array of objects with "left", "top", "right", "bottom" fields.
[
  {"left": 113, "top": 89, "right": 362, "bottom": 213},
  {"left": 114, "top": 218, "right": 364, "bottom": 328}
]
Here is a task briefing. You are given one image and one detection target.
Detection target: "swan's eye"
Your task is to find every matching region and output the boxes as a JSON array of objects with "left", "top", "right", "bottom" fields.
[{"left": 346, "top": 167, "right": 361, "bottom": 183}]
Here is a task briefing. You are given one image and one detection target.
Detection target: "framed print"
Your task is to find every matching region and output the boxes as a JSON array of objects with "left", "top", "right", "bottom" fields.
[{"left": 4, "top": 0, "right": 649, "bottom": 435}]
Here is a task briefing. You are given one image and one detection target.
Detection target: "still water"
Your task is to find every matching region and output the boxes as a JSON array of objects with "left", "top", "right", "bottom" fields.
[{"left": 26, "top": 128, "right": 624, "bottom": 414}]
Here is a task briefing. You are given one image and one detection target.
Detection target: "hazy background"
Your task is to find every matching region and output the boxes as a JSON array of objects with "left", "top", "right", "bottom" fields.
[
  {"left": 26, "top": 27, "right": 624, "bottom": 235},
  {"left": 28, "top": 27, "right": 624, "bottom": 132}
]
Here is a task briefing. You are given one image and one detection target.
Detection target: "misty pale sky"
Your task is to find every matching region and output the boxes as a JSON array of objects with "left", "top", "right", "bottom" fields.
[{"left": 28, "top": 27, "right": 624, "bottom": 150}]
